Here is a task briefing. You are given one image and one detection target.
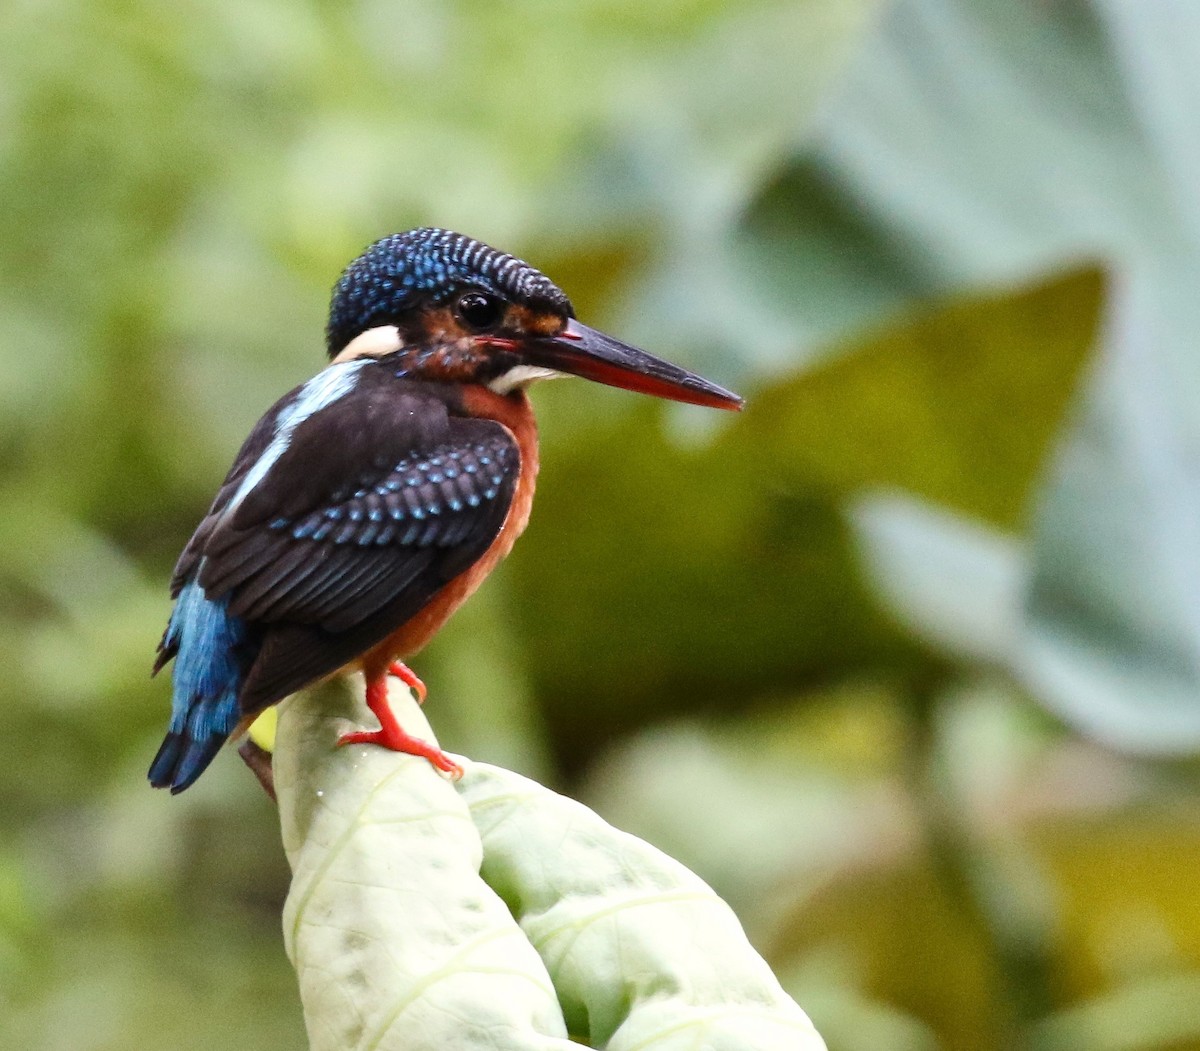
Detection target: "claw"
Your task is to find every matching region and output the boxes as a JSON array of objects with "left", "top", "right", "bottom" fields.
[
  {"left": 387, "top": 660, "right": 428, "bottom": 704},
  {"left": 337, "top": 727, "right": 461, "bottom": 777}
]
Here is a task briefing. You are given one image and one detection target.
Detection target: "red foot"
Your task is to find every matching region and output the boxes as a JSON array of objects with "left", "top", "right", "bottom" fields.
[
  {"left": 338, "top": 674, "right": 461, "bottom": 779},
  {"left": 387, "top": 660, "right": 428, "bottom": 704}
]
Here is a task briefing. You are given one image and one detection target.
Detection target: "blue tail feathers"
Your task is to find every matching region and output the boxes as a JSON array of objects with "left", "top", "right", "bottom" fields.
[{"left": 149, "top": 579, "right": 255, "bottom": 793}]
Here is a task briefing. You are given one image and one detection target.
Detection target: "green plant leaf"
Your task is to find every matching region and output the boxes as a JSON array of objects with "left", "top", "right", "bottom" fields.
[
  {"left": 275, "top": 679, "right": 824, "bottom": 1050},
  {"left": 275, "top": 680, "right": 573, "bottom": 1051},
  {"left": 850, "top": 491, "right": 1026, "bottom": 668},
  {"left": 741, "top": 0, "right": 1200, "bottom": 752}
]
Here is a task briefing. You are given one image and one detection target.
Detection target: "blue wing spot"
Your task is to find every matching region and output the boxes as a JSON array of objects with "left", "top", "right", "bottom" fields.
[
  {"left": 483, "top": 487, "right": 498, "bottom": 500},
  {"left": 311, "top": 522, "right": 333, "bottom": 541},
  {"left": 270, "top": 516, "right": 290, "bottom": 530},
  {"left": 467, "top": 493, "right": 481, "bottom": 507},
  {"left": 428, "top": 471, "right": 444, "bottom": 484},
  {"left": 292, "top": 521, "right": 317, "bottom": 540},
  {"left": 368, "top": 507, "right": 384, "bottom": 522},
  {"left": 324, "top": 507, "right": 343, "bottom": 520}
]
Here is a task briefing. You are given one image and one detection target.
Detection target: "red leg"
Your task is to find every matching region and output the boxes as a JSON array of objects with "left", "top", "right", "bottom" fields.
[
  {"left": 338, "top": 674, "right": 461, "bottom": 778},
  {"left": 387, "top": 660, "right": 427, "bottom": 704}
]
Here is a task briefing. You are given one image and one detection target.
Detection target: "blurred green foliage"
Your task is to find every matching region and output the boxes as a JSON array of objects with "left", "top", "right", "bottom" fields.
[{"left": 3, "top": 1, "right": 1200, "bottom": 1049}]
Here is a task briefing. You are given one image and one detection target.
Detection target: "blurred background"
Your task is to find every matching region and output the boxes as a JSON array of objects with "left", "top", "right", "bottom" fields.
[{"left": 4, "top": 0, "right": 1200, "bottom": 1048}]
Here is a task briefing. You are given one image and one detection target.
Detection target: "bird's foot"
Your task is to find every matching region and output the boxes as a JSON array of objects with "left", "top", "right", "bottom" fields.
[
  {"left": 337, "top": 725, "right": 462, "bottom": 779},
  {"left": 387, "top": 660, "right": 427, "bottom": 704},
  {"left": 339, "top": 672, "right": 461, "bottom": 778}
]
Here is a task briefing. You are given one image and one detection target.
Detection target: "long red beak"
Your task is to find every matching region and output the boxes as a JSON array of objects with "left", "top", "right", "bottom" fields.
[{"left": 527, "top": 319, "right": 743, "bottom": 411}]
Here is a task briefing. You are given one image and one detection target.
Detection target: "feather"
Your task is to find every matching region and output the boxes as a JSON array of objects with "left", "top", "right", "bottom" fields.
[{"left": 151, "top": 366, "right": 522, "bottom": 789}]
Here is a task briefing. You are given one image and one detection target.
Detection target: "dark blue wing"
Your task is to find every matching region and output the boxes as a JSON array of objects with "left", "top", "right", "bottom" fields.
[
  {"left": 151, "top": 363, "right": 519, "bottom": 791},
  {"left": 202, "top": 426, "right": 516, "bottom": 631},
  {"left": 192, "top": 369, "right": 519, "bottom": 710}
]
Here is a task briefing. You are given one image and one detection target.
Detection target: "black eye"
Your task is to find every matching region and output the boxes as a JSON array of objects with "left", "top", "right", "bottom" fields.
[{"left": 455, "top": 291, "right": 503, "bottom": 331}]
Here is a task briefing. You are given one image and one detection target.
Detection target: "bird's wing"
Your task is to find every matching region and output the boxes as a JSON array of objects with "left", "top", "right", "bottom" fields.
[
  {"left": 168, "top": 391, "right": 300, "bottom": 597},
  {"left": 187, "top": 361, "right": 518, "bottom": 709}
]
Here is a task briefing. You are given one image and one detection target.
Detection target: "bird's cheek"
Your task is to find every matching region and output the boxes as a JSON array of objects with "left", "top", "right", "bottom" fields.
[{"left": 419, "top": 307, "right": 472, "bottom": 345}]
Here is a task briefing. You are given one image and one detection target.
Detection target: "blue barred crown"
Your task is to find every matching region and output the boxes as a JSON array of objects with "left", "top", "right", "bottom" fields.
[{"left": 326, "top": 228, "right": 572, "bottom": 355}]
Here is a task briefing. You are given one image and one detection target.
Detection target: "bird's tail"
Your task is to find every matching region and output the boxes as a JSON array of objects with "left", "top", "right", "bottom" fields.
[
  {"left": 148, "top": 693, "right": 240, "bottom": 793},
  {"left": 149, "top": 580, "right": 255, "bottom": 793}
]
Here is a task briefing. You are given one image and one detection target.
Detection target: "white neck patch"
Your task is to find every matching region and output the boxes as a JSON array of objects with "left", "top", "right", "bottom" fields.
[
  {"left": 226, "top": 359, "right": 369, "bottom": 514},
  {"left": 488, "top": 364, "right": 567, "bottom": 395},
  {"left": 332, "top": 325, "right": 403, "bottom": 364}
]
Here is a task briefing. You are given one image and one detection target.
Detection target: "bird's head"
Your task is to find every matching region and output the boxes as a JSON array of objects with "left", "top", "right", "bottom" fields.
[{"left": 326, "top": 228, "right": 742, "bottom": 411}]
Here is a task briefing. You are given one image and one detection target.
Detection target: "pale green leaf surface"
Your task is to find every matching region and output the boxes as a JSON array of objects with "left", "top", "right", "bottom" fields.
[
  {"left": 758, "top": 0, "right": 1200, "bottom": 751},
  {"left": 850, "top": 490, "right": 1026, "bottom": 668},
  {"left": 1021, "top": 281, "right": 1200, "bottom": 751},
  {"left": 275, "top": 680, "right": 823, "bottom": 1050},
  {"left": 275, "top": 679, "right": 572, "bottom": 1051},
  {"left": 464, "top": 766, "right": 823, "bottom": 1051}
]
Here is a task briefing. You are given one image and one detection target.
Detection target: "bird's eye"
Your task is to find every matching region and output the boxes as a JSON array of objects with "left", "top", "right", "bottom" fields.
[{"left": 454, "top": 292, "right": 503, "bottom": 332}]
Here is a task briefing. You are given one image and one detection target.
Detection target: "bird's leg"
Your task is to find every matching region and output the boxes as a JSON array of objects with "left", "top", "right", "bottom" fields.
[
  {"left": 387, "top": 660, "right": 427, "bottom": 704},
  {"left": 238, "top": 739, "right": 277, "bottom": 802},
  {"left": 338, "top": 673, "right": 461, "bottom": 778}
]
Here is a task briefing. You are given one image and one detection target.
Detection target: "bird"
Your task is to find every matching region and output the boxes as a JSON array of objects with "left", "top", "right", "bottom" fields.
[{"left": 148, "top": 228, "right": 742, "bottom": 793}]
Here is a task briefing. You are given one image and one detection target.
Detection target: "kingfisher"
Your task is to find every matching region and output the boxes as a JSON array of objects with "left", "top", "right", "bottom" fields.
[{"left": 149, "top": 228, "right": 742, "bottom": 793}]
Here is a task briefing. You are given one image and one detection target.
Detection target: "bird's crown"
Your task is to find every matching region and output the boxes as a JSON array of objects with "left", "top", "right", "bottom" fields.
[{"left": 326, "top": 228, "right": 572, "bottom": 357}]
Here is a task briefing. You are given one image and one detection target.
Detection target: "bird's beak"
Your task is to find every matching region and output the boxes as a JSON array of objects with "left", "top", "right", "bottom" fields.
[{"left": 525, "top": 319, "right": 743, "bottom": 411}]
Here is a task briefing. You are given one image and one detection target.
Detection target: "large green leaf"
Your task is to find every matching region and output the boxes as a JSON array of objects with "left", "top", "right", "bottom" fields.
[
  {"left": 274, "top": 680, "right": 824, "bottom": 1050},
  {"left": 727, "top": 268, "right": 1102, "bottom": 531},
  {"left": 507, "top": 268, "right": 1099, "bottom": 771},
  {"left": 740, "top": 0, "right": 1200, "bottom": 752}
]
